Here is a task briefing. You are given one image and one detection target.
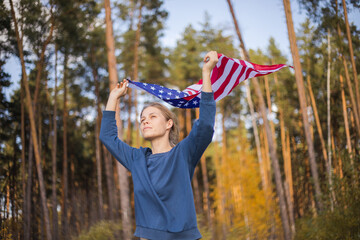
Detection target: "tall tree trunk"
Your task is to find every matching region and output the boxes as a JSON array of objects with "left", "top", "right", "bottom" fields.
[
  {"left": 188, "top": 108, "right": 201, "bottom": 212},
  {"left": 282, "top": 0, "right": 323, "bottom": 211},
  {"left": 226, "top": 1, "right": 292, "bottom": 239},
  {"left": 244, "top": 80, "right": 267, "bottom": 190},
  {"left": 9, "top": 1, "right": 52, "bottom": 239},
  {"left": 192, "top": 168, "right": 201, "bottom": 213},
  {"left": 102, "top": 146, "right": 115, "bottom": 220},
  {"left": 340, "top": 55, "right": 360, "bottom": 135},
  {"left": 179, "top": 109, "right": 185, "bottom": 140},
  {"left": 214, "top": 140, "right": 227, "bottom": 240},
  {"left": 33, "top": 19, "right": 54, "bottom": 106},
  {"left": 285, "top": 131, "right": 295, "bottom": 234},
  {"left": 104, "top": 1, "right": 132, "bottom": 238},
  {"left": 115, "top": 122, "right": 132, "bottom": 239},
  {"left": 264, "top": 75, "right": 276, "bottom": 146},
  {"left": 51, "top": 45, "right": 59, "bottom": 240},
  {"left": 104, "top": 0, "right": 118, "bottom": 222},
  {"left": 25, "top": 138, "right": 33, "bottom": 240},
  {"left": 326, "top": 30, "right": 335, "bottom": 211},
  {"left": 274, "top": 71, "right": 294, "bottom": 212},
  {"left": 339, "top": 75, "right": 353, "bottom": 163},
  {"left": 133, "top": 1, "right": 143, "bottom": 147},
  {"left": 274, "top": 72, "right": 296, "bottom": 235},
  {"left": 342, "top": 0, "right": 360, "bottom": 117},
  {"left": 196, "top": 108, "right": 215, "bottom": 238},
  {"left": 335, "top": 7, "right": 360, "bottom": 136},
  {"left": 11, "top": 137, "right": 17, "bottom": 239},
  {"left": 92, "top": 46, "right": 104, "bottom": 221},
  {"left": 21, "top": 72, "right": 29, "bottom": 240},
  {"left": 105, "top": 0, "right": 119, "bottom": 89},
  {"left": 306, "top": 60, "right": 329, "bottom": 172},
  {"left": 263, "top": 75, "right": 279, "bottom": 237},
  {"left": 127, "top": 90, "right": 133, "bottom": 146},
  {"left": 62, "top": 52, "right": 69, "bottom": 238}
]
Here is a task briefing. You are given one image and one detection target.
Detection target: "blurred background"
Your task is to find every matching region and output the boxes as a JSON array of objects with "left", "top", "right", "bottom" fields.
[{"left": 1, "top": 0, "right": 360, "bottom": 239}]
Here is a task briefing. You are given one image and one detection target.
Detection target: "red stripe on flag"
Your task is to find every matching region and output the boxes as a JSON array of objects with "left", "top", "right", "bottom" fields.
[
  {"left": 227, "top": 64, "right": 247, "bottom": 94},
  {"left": 212, "top": 57, "right": 230, "bottom": 85},
  {"left": 214, "top": 61, "right": 239, "bottom": 100}
]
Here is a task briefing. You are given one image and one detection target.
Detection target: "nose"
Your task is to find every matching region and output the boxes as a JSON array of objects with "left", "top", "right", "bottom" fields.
[{"left": 142, "top": 117, "right": 150, "bottom": 125}]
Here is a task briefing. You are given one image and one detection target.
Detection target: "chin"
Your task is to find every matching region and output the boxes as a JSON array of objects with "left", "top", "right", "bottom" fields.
[{"left": 142, "top": 133, "right": 154, "bottom": 141}]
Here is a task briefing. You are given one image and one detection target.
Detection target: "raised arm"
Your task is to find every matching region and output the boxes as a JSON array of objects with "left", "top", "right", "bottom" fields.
[
  {"left": 100, "top": 79, "right": 134, "bottom": 171},
  {"left": 202, "top": 50, "right": 218, "bottom": 92},
  {"left": 182, "top": 51, "right": 217, "bottom": 171}
]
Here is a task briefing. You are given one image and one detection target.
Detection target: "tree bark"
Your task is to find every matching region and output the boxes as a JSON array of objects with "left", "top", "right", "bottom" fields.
[
  {"left": 196, "top": 108, "right": 215, "bottom": 237},
  {"left": 226, "top": 1, "right": 292, "bottom": 239},
  {"left": 214, "top": 140, "right": 227, "bottom": 240},
  {"left": 335, "top": 20, "right": 360, "bottom": 135},
  {"left": 9, "top": 1, "right": 52, "bottom": 239},
  {"left": 33, "top": 18, "right": 54, "bottom": 105},
  {"left": 104, "top": 1, "right": 132, "bottom": 238},
  {"left": 339, "top": 75, "right": 353, "bottom": 159},
  {"left": 326, "top": 30, "right": 335, "bottom": 211},
  {"left": 92, "top": 46, "right": 104, "bottom": 221},
  {"left": 264, "top": 75, "right": 276, "bottom": 146},
  {"left": 133, "top": 1, "right": 143, "bottom": 147},
  {"left": 275, "top": 68, "right": 295, "bottom": 234},
  {"left": 187, "top": 108, "right": 201, "bottom": 212},
  {"left": 306, "top": 59, "right": 329, "bottom": 173},
  {"left": 104, "top": 0, "right": 118, "bottom": 222},
  {"left": 61, "top": 52, "right": 69, "bottom": 238},
  {"left": 282, "top": 0, "right": 323, "bottom": 211},
  {"left": 51, "top": 44, "right": 59, "bottom": 240},
  {"left": 342, "top": 0, "right": 360, "bottom": 117},
  {"left": 339, "top": 75, "right": 357, "bottom": 184},
  {"left": 21, "top": 71, "right": 29, "bottom": 240}
]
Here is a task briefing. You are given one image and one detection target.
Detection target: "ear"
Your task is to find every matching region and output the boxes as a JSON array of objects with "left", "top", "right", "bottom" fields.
[{"left": 166, "top": 119, "right": 173, "bottom": 130}]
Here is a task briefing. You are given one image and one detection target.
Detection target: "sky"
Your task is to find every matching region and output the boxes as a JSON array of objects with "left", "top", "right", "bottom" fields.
[
  {"left": 4, "top": 0, "right": 360, "bottom": 98},
  {"left": 161, "top": 0, "right": 360, "bottom": 60}
]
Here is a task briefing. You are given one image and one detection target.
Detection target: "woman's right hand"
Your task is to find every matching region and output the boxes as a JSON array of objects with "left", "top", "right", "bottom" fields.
[
  {"left": 110, "top": 79, "right": 129, "bottom": 99},
  {"left": 106, "top": 79, "right": 129, "bottom": 111}
]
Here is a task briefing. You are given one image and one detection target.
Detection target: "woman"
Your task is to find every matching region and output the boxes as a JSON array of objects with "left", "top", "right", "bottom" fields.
[{"left": 100, "top": 51, "right": 218, "bottom": 240}]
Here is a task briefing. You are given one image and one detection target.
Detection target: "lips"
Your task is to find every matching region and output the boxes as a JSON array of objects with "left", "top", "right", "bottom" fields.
[{"left": 143, "top": 127, "right": 152, "bottom": 130}]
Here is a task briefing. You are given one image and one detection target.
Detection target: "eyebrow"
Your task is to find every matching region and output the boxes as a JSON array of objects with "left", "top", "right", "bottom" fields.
[{"left": 140, "top": 112, "right": 158, "bottom": 120}]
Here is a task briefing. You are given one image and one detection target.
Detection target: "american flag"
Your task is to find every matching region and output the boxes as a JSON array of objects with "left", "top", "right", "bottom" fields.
[{"left": 128, "top": 54, "right": 291, "bottom": 108}]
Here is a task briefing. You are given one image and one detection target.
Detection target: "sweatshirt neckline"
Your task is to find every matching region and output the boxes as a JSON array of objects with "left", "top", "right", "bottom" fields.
[{"left": 148, "top": 145, "right": 177, "bottom": 158}]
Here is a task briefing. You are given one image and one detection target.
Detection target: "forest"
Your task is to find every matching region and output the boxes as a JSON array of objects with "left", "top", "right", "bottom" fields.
[{"left": 1, "top": 0, "right": 360, "bottom": 239}]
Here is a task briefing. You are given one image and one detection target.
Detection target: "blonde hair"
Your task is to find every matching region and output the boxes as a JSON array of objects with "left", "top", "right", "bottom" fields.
[{"left": 140, "top": 103, "right": 179, "bottom": 147}]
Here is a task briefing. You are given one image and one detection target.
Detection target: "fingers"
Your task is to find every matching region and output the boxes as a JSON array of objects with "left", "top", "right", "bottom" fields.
[
  {"left": 204, "top": 51, "right": 218, "bottom": 63},
  {"left": 118, "top": 79, "right": 129, "bottom": 88}
]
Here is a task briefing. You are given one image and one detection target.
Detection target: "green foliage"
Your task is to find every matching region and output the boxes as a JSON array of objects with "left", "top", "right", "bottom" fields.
[
  {"left": 295, "top": 196, "right": 360, "bottom": 239},
  {"left": 117, "top": 0, "right": 168, "bottom": 84},
  {"left": 169, "top": 24, "right": 203, "bottom": 89},
  {"left": 73, "top": 221, "right": 122, "bottom": 240},
  {"left": 295, "top": 150, "right": 360, "bottom": 239}
]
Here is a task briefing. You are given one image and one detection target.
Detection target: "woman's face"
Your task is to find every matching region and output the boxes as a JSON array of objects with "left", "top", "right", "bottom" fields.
[{"left": 140, "top": 106, "right": 173, "bottom": 141}]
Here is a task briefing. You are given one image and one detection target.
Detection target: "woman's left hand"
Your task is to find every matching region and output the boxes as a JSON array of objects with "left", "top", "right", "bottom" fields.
[{"left": 202, "top": 51, "right": 218, "bottom": 73}]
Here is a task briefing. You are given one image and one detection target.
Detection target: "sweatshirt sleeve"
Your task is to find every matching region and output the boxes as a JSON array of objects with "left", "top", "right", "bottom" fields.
[
  {"left": 99, "top": 110, "right": 134, "bottom": 172},
  {"left": 182, "top": 91, "right": 216, "bottom": 169}
]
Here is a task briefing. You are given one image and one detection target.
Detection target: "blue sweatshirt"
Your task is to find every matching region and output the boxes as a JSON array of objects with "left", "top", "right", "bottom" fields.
[{"left": 99, "top": 92, "right": 216, "bottom": 240}]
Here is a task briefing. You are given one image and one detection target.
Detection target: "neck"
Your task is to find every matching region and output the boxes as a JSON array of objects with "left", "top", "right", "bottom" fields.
[{"left": 150, "top": 136, "right": 172, "bottom": 154}]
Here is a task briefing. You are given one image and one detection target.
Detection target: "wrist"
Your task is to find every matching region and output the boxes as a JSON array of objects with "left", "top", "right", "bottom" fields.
[
  {"left": 109, "top": 93, "right": 120, "bottom": 101},
  {"left": 202, "top": 68, "right": 211, "bottom": 74}
]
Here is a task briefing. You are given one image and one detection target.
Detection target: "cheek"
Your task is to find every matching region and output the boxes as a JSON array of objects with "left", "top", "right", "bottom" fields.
[{"left": 154, "top": 119, "right": 167, "bottom": 131}]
